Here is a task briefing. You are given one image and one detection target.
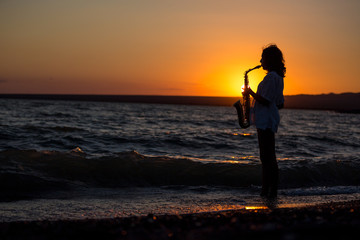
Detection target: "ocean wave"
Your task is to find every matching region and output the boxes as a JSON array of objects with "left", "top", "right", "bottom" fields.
[
  {"left": 307, "top": 135, "right": 360, "bottom": 148},
  {"left": 1, "top": 149, "right": 360, "bottom": 201}
]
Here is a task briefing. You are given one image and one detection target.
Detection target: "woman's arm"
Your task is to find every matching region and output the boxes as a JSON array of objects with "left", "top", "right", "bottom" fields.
[{"left": 243, "top": 87, "right": 270, "bottom": 106}]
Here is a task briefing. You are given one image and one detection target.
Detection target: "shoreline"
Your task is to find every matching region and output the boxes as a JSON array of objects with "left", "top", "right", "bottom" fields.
[{"left": 1, "top": 200, "right": 359, "bottom": 239}]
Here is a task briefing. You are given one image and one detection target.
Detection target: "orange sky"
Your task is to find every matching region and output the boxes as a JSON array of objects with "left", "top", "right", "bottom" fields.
[{"left": 0, "top": 0, "right": 359, "bottom": 96}]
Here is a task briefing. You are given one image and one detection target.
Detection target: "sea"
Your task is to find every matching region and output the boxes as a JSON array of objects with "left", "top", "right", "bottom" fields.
[{"left": 1, "top": 98, "right": 360, "bottom": 222}]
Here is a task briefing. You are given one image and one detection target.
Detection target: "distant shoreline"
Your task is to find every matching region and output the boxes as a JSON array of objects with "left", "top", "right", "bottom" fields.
[{"left": 1, "top": 93, "right": 359, "bottom": 113}]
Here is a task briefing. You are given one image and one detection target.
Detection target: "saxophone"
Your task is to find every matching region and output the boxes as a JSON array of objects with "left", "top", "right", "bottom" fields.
[{"left": 233, "top": 65, "right": 261, "bottom": 128}]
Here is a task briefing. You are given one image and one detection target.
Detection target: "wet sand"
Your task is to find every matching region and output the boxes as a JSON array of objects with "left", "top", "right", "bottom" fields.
[{"left": 1, "top": 200, "right": 359, "bottom": 239}]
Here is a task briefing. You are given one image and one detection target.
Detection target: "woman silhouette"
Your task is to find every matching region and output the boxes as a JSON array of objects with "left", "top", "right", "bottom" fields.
[{"left": 243, "top": 44, "right": 285, "bottom": 198}]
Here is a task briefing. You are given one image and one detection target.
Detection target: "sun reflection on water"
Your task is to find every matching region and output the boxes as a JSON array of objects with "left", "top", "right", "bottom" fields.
[
  {"left": 245, "top": 206, "right": 269, "bottom": 210},
  {"left": 232, "top": 133, "right": 252, "bottom": 136}
]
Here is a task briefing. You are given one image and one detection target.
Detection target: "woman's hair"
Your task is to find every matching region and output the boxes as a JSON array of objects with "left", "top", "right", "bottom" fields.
[{"left": 262, "top": 44, "right": 286, "bottom": 78}]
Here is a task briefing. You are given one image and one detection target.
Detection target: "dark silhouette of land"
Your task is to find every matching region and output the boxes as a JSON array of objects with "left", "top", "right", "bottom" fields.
[
  {"left": 1, "top": 93, "right": 359, "bottom": 113},
  {"left": 283, "top": 93, "right": 360, "bottom": 113}
]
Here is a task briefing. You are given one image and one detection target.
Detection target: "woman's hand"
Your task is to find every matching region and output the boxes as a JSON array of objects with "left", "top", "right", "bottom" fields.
[{"left": 242, "top": 86, "right": 253, "bottom": 96}]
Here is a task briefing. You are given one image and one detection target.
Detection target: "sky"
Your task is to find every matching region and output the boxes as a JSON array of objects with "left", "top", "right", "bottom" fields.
[{"left": 0, "top": 0, "right": 359, "bottom": 96}]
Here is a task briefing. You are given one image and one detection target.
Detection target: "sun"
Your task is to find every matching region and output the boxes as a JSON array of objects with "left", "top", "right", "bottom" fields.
[
  {"left": 225, "top": 67, "right": 265, "bottom": 97},
  {"left": 195, "top": 61, "right": 266, "bottom": 97}
]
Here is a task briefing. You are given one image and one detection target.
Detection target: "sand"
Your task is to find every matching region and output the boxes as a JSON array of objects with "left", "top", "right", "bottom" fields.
[{"left": 1, "top": 200, "right": 359, "bottom": 240}]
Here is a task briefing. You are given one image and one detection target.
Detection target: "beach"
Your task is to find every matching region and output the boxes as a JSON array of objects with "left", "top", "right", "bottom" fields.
[{"left": 1, "top": 200, "right": 359, "bottom": 240}]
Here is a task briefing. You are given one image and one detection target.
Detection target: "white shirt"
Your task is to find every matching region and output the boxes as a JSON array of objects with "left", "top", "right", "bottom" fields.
[{"left": 253, "top": 71, "right": 284, "bottom": 133}]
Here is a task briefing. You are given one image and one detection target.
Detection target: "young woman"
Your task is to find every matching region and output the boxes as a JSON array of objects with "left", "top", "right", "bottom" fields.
[{"left": 243, "top": 44, "right": 285, "bottom": 198}]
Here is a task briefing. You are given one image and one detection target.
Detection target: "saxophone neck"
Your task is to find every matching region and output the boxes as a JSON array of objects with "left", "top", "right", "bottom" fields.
[
  {"left": 245, "top": 65, "right": 261, "bottom": 75},
  {"left": 244, "top": 65, "right": 261, "bottom": 85}
]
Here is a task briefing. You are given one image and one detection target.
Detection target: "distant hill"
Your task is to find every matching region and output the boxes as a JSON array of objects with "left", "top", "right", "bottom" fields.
[
  {"left": 284, "top": 93, "right": 360, "bottom": 113},
  {"left": 1, "top": 93, "right": 359, "bottom": 113}
]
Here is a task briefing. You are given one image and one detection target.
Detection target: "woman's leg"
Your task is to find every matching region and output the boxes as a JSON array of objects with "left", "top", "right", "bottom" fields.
[{"left": 257, "top": 128, "right": 278, "bottom": 198}]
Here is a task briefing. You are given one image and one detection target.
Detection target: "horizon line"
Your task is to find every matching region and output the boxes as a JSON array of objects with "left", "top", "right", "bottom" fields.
[{"left": 0, "top": 92, "right": 359, "bottom": 98}]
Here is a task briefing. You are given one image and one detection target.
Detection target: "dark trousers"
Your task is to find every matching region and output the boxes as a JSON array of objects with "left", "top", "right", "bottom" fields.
[{"left": 257, "top": 128, "right": 278, "bottom": 198}]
